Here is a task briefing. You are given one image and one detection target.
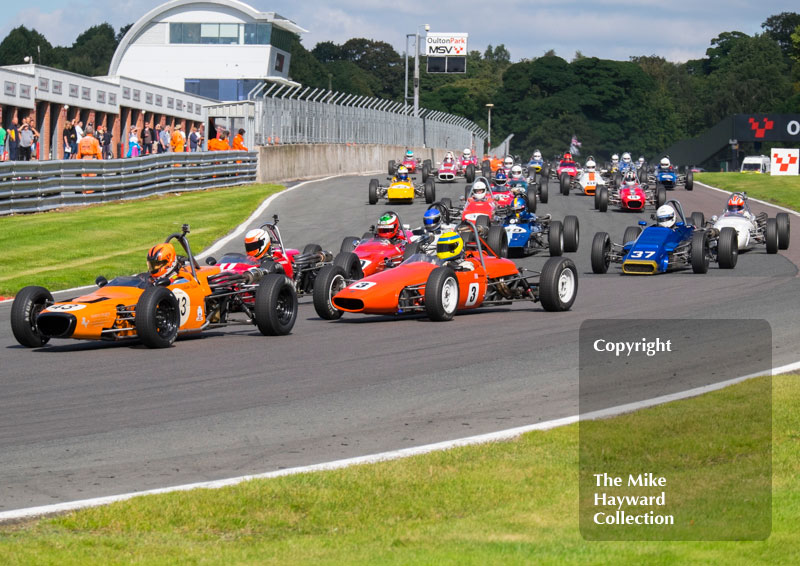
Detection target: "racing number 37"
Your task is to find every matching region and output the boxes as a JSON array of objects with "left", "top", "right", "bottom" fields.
[{"left": 629, "top": 251, "right": 655, "bottom": 259}]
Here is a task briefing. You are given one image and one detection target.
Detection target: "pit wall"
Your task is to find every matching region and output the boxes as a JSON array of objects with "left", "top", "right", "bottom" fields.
[{"left": 256, "top": 144, "right": 447, "bottom": 184}]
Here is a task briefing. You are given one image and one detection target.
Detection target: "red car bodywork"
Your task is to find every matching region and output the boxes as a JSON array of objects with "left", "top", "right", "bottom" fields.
[
  {"left": 351, "top": 232, "right": 414, "bottom": 276},
  {"left": 617, "top": 183, "right": 647, "bottom": 211},
  {"left": 401, "top": 157, "right": 418, "bottom": 173},
  {"left": 557, "top": 160, "right": 579, "bottom": 178}
]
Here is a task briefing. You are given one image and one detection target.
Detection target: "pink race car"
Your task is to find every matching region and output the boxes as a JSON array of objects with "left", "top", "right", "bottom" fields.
[{"left": 595, "top": 172, "right": 666, "bottom": 213}]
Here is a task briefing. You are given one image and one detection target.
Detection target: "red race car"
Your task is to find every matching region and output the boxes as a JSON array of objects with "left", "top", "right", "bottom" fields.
[
  {"left": 595, "top": 171, "right": 666, "bottom": 213},
  {"left": 389, "top": 150, "right": 432, "bottom": 181},
  {"left": 434, "top": 153, "right": 460, "bottom": 183},
  {"left": 313, "top": 222, "right": 577, "bottom": 321},
  {"left": 334, "top": 211, "right": 419, "bottom": 279}
]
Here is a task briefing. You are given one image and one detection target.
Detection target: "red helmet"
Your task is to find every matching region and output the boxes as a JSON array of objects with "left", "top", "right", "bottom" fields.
[
  {"left": 377, "top": 212, "right": 400, "bottom": 239},
  {"left": 727, "top": 195, "right": 745, "bottom": 213},
  {"left": 564, "top": 152, "right": 572, "bottom": 160}
]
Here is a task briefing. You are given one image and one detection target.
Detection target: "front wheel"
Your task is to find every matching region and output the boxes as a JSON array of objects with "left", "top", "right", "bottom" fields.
[
  {"left": 690, "top": 211, "right": 705, "bottom": 228},
  {"left": 465, "top": 164, "right": 475, "bottom": 183},
  {"left": 685, "top": 170, "right": 694, "bottom": 190},
  {"left": 765, "top": 218, "right": 779, "bottom": 254},
  {"left": 254, "top": 274, "right": 298, "bottom": 335},
  {"left": 691, "top": 230, "right": 710, "bottom": 273},
  {"left": 591, "top": 232, "right": 611, "bottom": 274},
  {"left": 656, "top": 184, "right": 666, "bottom": 207},
  {"left": 424, "top": 267, "right": 459, "bottom": 321},
  {"left": 313, "top": 265, "right": 347, "bottom": 320},
  {"left": 776, "top": 212, "right": 790, "bottom": 250},
  {"left": 334, "top": 251, "right": 363, "bottom": 280},
  {"left": 717, "top": 227, "right": 738, "bottom": 269},
  {"left": 486, "top": 224, "right": 509, "bottom": 258},
  {"left": 368, "top": 179, "right": 379, "bottom": 205},
  {"left": 135, "top": 286, "right": 180, "bottom": 348},
  {"left": 598, "top": 187, "right": 608, "bottom": 212},
  {"left": 424, "top": 178, "right": 435, "bottom": 204},
  {"left": 538, "top": 257, "right": 578, "bottom": 312},
  {"left": 11, "top": 285, "right": 53, "bottom": 347},
  {"left": 526, "top": 188, "right": 537, "bottom": 213},
  {"left": 340, "top": 236, "right": 360, "bottom": 254},
  {"left": 548, "top": 220, "right": 564, "bottom": 256},
  {"left": 539, "top": 181, "right": 548, "bottom": 204},
  {"left": 623, "top": 226, "right": 642, "bottom": 246},
  {"left": 560, "top": 173, "right": 570, "bottom": 195},
  {"left": 563, "top": 215, "right": 580, "bottom": 252}
]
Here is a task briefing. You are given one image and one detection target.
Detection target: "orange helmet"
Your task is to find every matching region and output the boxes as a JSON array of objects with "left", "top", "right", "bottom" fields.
[
  {"left": 564, "top": 152, "right": 572, "bottom": 160},
  {"left": 147, "top": 243, "right": 177, "bottom": 278},
  {"left": 727, "top": 195, "right": 745, "bottom": 213},
  {"left": 377, "top": 212, "right": 400, "bottom": 239},
  {"left": 244, "top": 228, "right": 270, "bottom": 259}
]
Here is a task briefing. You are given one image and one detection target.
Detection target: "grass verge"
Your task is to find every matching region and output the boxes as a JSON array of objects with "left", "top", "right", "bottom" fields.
[
  {"left": 0, "top": 374, "right": 795, "bottom": 565},
  {"left": 695, "top": 172, "right": 800, "bottom": 212},
  {"left": 0, "top": 184, "right": 282, "bottom": 296}
]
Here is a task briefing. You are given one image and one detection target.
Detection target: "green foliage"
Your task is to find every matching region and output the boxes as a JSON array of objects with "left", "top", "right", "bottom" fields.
[
  {"left": 0, "top": 26, "right": 54, "bottom": 66},
  {"left": 761, "top": 12, "right": 800, "bottom": 58}
]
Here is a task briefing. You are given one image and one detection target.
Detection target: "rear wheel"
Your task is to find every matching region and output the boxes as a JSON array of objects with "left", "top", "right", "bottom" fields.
[
  {"left": 425, "top": 177, "right": 435, "bottom": 204},
  {"left": 690, "top": 211, "right": 705, "bottom": 228},
  {"left": 340, "top": 236, "right": 360, "bottom": 253},
  {"left": 10, "top": 286, "right": 53, "bottom": 347},
  {"left": 388, "top": 160, "right": 396, "bottom": 175},
  {"left": 560, "top": 173, "right": 570, "bottom": 195},
  {"left": 368, "top": 179, "right": 379, "bottom": 205},
  {"left": 656, "top": 184, "right": 666, "bottom": 207},
  {"left": 464, "top": 184, "right": 472, "bottom": 201},
  {"left": 623, "top": 226, "right": 642, "bottom": 245},
  {"left": 424, "top": 267, "right": 459, "bottom": 321},
  {"left": 313, "top": 265, "right": 347, "bottom": 320},
  {"left": 135, "top": 286, "right": 180, "bottom": 348},
  {"left": 254, "top": 274, "right": 297, "bottom": 335},
  {"left": 465, "top": 164, "right": 475, "bottom": 183},
  {"left": 591, "top": 232, "right": 611, "bottom": 274},
  {"left": 486, "top": 224, "right": 509, "bottom": 258},
  {"left": 333, "top": 251, "right": 363, "bottom": 280},
  {"left": 776, "top": 212, "right": 790, "bottom": 250},
  {"left": 598, "top": 187, "right": 608, "bottom": 212},
  {"left": 717, "top": 227, "right": 738, "bottom": 269},
  {"left": 563, "top": 215, "right": 580, "bottom": 252},
  {"left": 301, "top": 243, "right": 322, "bottom": 256},
  {"left": 539, "top": 180, "right": 548, "bottom": 203},
  {"left": 594, "top": 186, "right": 601, "bottom": 210},
  {"left": 422, "top": 161, "right": 431, "bottom": 182},
  {"left": 539, "top": 257, "right": 578, "bottom": 312},
  {"left": 691, "top": 230, "right": 710, "bottom": 273},
  {"left": 548, "top": 220, "right": 564, "bottom": 256},
  {"left": 766, "top": 218, "right": 779, "bottom": 254},
  {"left": 685, "top": 170, "right": 694, "bottom": 190},
  {"left": 526, "top": 188, "right": 537, "bottom": 213}
]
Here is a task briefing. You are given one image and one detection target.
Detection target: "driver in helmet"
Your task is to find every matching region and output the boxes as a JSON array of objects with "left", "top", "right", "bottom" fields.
[
  {"left": 610, "top": 154, "right": 620, "bottom": 171},
  {"left": 510, "top": 165, "right": 525, "bottom": 181},
  {"left": 528, "top": 149, "right": 543, "bottom": 172},
  {"left": 395, "top": 165, "right": 410, "bottom": 182},
  {"left": 244, "top": 228, "right": 273, "bottom": 265},
  {"left": 147, "top": 243, "right": 181, "bottom": 280},
  {"left": 637, "top": 156, "right": 646, "bottom": 168},
  {"left": 376, "top": 212, "right": 406, "bottom": 243},
  {"left": 503, "top": 156, "right": 514, "bottom": 172},
  {"left": 423, "top": 207, "right": 443, "bottom": 234},
  {"left": 443, "top": 151, "right": 455, "bottom": 163},
  {"left": 726, "top": 194, "right": 752, "bottom": 219},
  {"left": 620, "top": 152, "right": 633, "bottom": 170},
  {"left": 470, "top": 180, "right": 489, "bottom": 201},
  {"left": 494, "top": 169, "right": 508, "bottom": 187},
  {"left": 623, "top": 170, "right": 638, "bottom": 185},
  {"left": 462, "top": 148, "right": 472, "bottom": 161},
  {"left": 436, "top": 231, "right": 474, "bottom": 271},
  {"left": 659, "top": 156, "right": 672, "bottom": 170},
  {"left": 508, "top": 194, "right": 534, "bottom": 222},
  {"left": 656, "top": 204, "right": 677, "bottom": 228},
  {"left": 405, "top": 149, "right": 414, "bottom": 160}
]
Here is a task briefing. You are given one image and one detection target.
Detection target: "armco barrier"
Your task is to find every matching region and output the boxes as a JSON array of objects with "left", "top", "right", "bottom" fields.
[{"left": 0, "top": 152, "right": 257, "bottom": 215}]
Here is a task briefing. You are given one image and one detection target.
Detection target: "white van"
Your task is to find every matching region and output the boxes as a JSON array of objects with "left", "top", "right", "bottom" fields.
[{"left": 740, "top": 155, "right": 770, "bottom": 174}]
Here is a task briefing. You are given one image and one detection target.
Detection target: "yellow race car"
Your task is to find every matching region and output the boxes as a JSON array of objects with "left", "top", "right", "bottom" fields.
[{"left": 368, "top": 173, "right": 436, "bottom": 204}]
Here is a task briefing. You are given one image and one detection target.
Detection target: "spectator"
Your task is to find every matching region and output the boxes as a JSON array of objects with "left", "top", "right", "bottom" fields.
[
  {"left": 207, "top": 130, "right": 230, "bottom": 151},
  {"left": 170, "top": 124, "right": 186, "bottom": 153},
  {"left": 18, "top": 118, "right": 38, "bottom": 161},
  {"left": 142, "top": 123, "right": 154, "bottom": 155},
  {"left": 77, "top": 125, "right": 102, "bottom": 160},
  {"left": 99, "top": 126, "right": 113, "bottom": 159},
  {"left": 64, "top": 119, "right": 78, "bottom": 158},
  {"left": 197, "top": 124, "right": 205, "bottom": 151},
  {"left": 188, "top": 126, "right": 200, "bottom": 152},
  {"left": 0, "top": 122, "right": 6, "bottom": 161},
  {"left": 127, "top": 126, "right": 142, "bottom": 158},
  {"left": 159, "top": 125, "right": 171, "bottom": 154},
  {"left": 7, "top": 118, "right": 19, "bottom": 161},
  {"left": 75, "top": 120, "right": 84, "bottom": 142},
  {"left": 232, "top": 128, "right": 248, "bottom": 151}
]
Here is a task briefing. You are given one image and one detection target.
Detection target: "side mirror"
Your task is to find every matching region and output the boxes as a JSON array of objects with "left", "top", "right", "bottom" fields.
[
  {"left": 205, "top": 256, "right": 217, "bottom": 266},
  {"left": 95, "top": 275, "right": 108, "bottom": 288},
  {"left": 711, "top": 215, "right": 718, "bottom": 223}
]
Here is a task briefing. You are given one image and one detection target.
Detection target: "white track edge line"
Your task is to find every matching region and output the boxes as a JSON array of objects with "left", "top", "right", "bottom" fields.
[{"left": 2, "top": 360, "right": 797, "bottom": 522}]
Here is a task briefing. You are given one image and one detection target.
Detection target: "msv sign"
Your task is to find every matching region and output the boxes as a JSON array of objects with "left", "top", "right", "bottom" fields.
[{"left": 425, "top": 33, "right": 468, "bottom": 56}]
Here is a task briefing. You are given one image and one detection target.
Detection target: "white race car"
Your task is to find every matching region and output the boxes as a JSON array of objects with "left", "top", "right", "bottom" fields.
[{"left": 709, "top": 192, "right": 790, "bottom": 253}]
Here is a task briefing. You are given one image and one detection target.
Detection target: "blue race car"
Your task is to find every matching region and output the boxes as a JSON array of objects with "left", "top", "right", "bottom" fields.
[
  {"left": 503, "top": 197, "right": 579, "bottom": 257},
  {"left": 590, "top": 200, "right": 737, "bottom": 275},
  {"left": 649, "top": 157, "right": 694, "bottom": 190}
]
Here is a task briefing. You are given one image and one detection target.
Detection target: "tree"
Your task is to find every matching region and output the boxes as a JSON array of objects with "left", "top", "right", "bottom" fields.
[
  {"left": 67, "top": 23, "right": 117, "bottom": 75},
  {"left": 339, "top": 39, "right": 403, "bottom": 99},
  {"left": 311, "top": 41, "right": 342, "bottom": 64},
  {"left": 116, "top": 23, "right": 134, "bottom": 44},
  {"left": 761, "top": 12, "right": 800, "bottom": 57},
  {"left": 0, "top": 26, "right": 54, "bottom": 66}
]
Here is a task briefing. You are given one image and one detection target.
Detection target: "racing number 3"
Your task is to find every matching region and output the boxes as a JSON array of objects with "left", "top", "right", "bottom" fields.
[{"left": 465, "top": 283, "right": 480, "bottom": 307}]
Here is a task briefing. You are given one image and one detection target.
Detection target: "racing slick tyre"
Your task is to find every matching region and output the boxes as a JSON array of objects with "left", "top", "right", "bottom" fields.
[
  {"left": 594, "top": 186, "right": 601, "bottom": 210},
  {"left": 613, "top": 172, "right": 622, "bottom": 189},
  {"left": 388, "top": 160, "right": 396, "bottom": 175},
  {"left": 685, "top": 170, "right": 694, "bottom": 190},
  {"left": 475, "top": 214, "right": 490, "bottom": 234},
  {"left": 302, "top": 243, "right": 322, "bottom": 256},
  {"left": 254, "top": 274, "right": 298, "bottom": 335},
  {"left": 539, "top": 180, "right": 548, "bottom": 204},
  {"left": 486, "top": 224, "right": 509, "bottom": 258},
  {"left": 623, "top": 226, "right": 642, "bottom": 246},
  {"left": 548, "top": 220, "right": 564, "bottom": 256},
  {"left": 526, "top": 188, "right": 537, "bottom": 213},
  {"left": 656, "top": 184, "right": 667, "bottom": 207},
  {"left": 597, "top": 187, "right": 609, "bottom": 213},
  {"left": 541, "top": 164, "right": 550, "bottom": 181},
  {"left": 260, "top": 259, "right": 285, "bottom": 274},
  {"left": 424, "top": 266, "right": 459, "bottom": 322},
  {"left": 690, "top": 211, "right": 705, "bottom": 228},
  {"left": 482, "top": 164, "right": 491, "bottom": 179},
  {"left": 425, "top": 177, "right": 436, "bottom": 204},
  {"left": 368, "top": 179, "right": 379, "bottom": 205},
  {"left": 563, "top": 215, "right": 580, "bottom": 252},
  {"left": 313, "top": 265, "right": 347, "bottom": 320},
  {"left": 560, "top": 173, "right": 570, "bottom": 196},
  {"left": 135, "top": 286, "right": 180, "bottom": 348},
  {"left": 465, "top": 164, "right": 475, "bottom": 183},
  {"left": 539, "top": 257, "right": 578, "bottom": 312},
  {"left": 691, "top": 230, "right": 710, "bottom": 274},
  {"left": 776, "top": 212, "right": 790, "bottom": 250},
  {"left": 718, "top": 227, "right": 738, "bottom": 269},
  {"left": 402, "top": 241, "right": 421, "bottom": 261},
  {"left": 591, "top": 232, "right": 611, "bottom": 274},
  {"left": 333, "top": 251, "right": 364, "bottom": 280},
  {"left": 10, "top": 285, "right": 53, "bottom": 347},
  {"left": 340, "top": 236, "right": 360, "bottom": 253},
  {"left": 765, "top": 218, "right": 779, "bottom": 254}
]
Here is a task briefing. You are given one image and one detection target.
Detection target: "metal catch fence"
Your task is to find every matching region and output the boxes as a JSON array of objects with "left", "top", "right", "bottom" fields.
[{"left": 0, "top": 151, "right": 257, "bottom": 216}]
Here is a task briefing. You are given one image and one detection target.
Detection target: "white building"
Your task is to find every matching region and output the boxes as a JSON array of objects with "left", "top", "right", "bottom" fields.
[{"left": 109, "top": 0, "right": 306, "bottom": 101}]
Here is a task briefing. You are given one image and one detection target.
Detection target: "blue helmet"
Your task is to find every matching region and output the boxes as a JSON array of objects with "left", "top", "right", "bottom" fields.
[
  {"left": 423, "top": 207, "right": 442, "bottom": 231},
  {"left": 512, "top": 195, "right": 527, "bottom": 217},
  {"left": 495, "top": 170, "right": 507, "bottom": 186}
]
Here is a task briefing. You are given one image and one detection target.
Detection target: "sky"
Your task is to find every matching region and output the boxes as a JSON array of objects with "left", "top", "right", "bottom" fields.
[{"left": 3, "top": 0, "right": 798, "bottom": 64}]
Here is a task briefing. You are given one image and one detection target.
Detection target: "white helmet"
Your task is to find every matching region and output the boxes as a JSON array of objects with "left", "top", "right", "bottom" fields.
[
  {"left": 533, "top": 150, "right": 542, "bottom": 160},
  {"left": 622, "top": 152, "right": 632, "bottom": 164},
  {"left": 503, "top": 156, "right": 514, "bottom": 168},
  {"left": 445, "top": 151, "right": 454, "bottom": 159},
  {"left": 471, "top": 181, "right": 488, "bottom": 200},
  {"left": 463, "top": 148, "right": 472, "bottom": 157},
  {"left": 660, "top": 157, "right": 671, "bottom": 167},
  {"left": 638, "top": 156, "right": 645, "bottom": 165},
  {"left": 624, "top": 170, "right": 637, "bottom": 185},
  {"left": 585, "top": 159, "right": 596, "bottom": 171},
  {"left": 510, "top": 165, "right": 523, "bottom": 179},
  {"left": 611, "top": 154, "right": 619, "bottom": 163},
  {"left": 656, "top": 204, "right": 676, "bottom": 228}
]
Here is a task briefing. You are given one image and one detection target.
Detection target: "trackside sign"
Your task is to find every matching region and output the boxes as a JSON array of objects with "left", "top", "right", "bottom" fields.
[
  {"left": 771, "top": 148, "right": 799, "bottom": 176},
  {"left": 425, "top": 33, "right": 468, "bottom": 56}
]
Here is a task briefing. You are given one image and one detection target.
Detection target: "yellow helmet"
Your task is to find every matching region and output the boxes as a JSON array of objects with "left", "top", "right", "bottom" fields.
[{"left": 436, "top": 231, "right": 464, "bottom": 261}]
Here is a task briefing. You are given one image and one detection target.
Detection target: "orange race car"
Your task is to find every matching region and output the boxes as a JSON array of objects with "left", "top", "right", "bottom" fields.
[
  {"left": 312, "top": 222, "right": 577, "bottom": 321},
  {"left": 10, "top": 225, "right": 298, "bottom": 349}
]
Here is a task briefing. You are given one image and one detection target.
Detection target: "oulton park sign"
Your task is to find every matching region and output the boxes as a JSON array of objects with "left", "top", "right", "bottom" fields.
[
  {"left": 425, "top": 33, "right": 468, "bottom": 56},
  {"left": 734, "top": 114, "right": 800, "bottom": 142}
]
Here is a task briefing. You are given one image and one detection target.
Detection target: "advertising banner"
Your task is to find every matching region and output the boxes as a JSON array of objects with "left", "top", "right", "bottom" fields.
[{"left": 771, "top": 148, "right": 799, "bottom": 176}]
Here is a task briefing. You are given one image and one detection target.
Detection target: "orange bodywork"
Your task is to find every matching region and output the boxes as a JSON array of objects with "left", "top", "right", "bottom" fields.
[
  {"left": 583, "top": 171, "right": 598, "bottom": 195},
  {"left": 490, "top": 157, "right": 504, "bottom": 172}
]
